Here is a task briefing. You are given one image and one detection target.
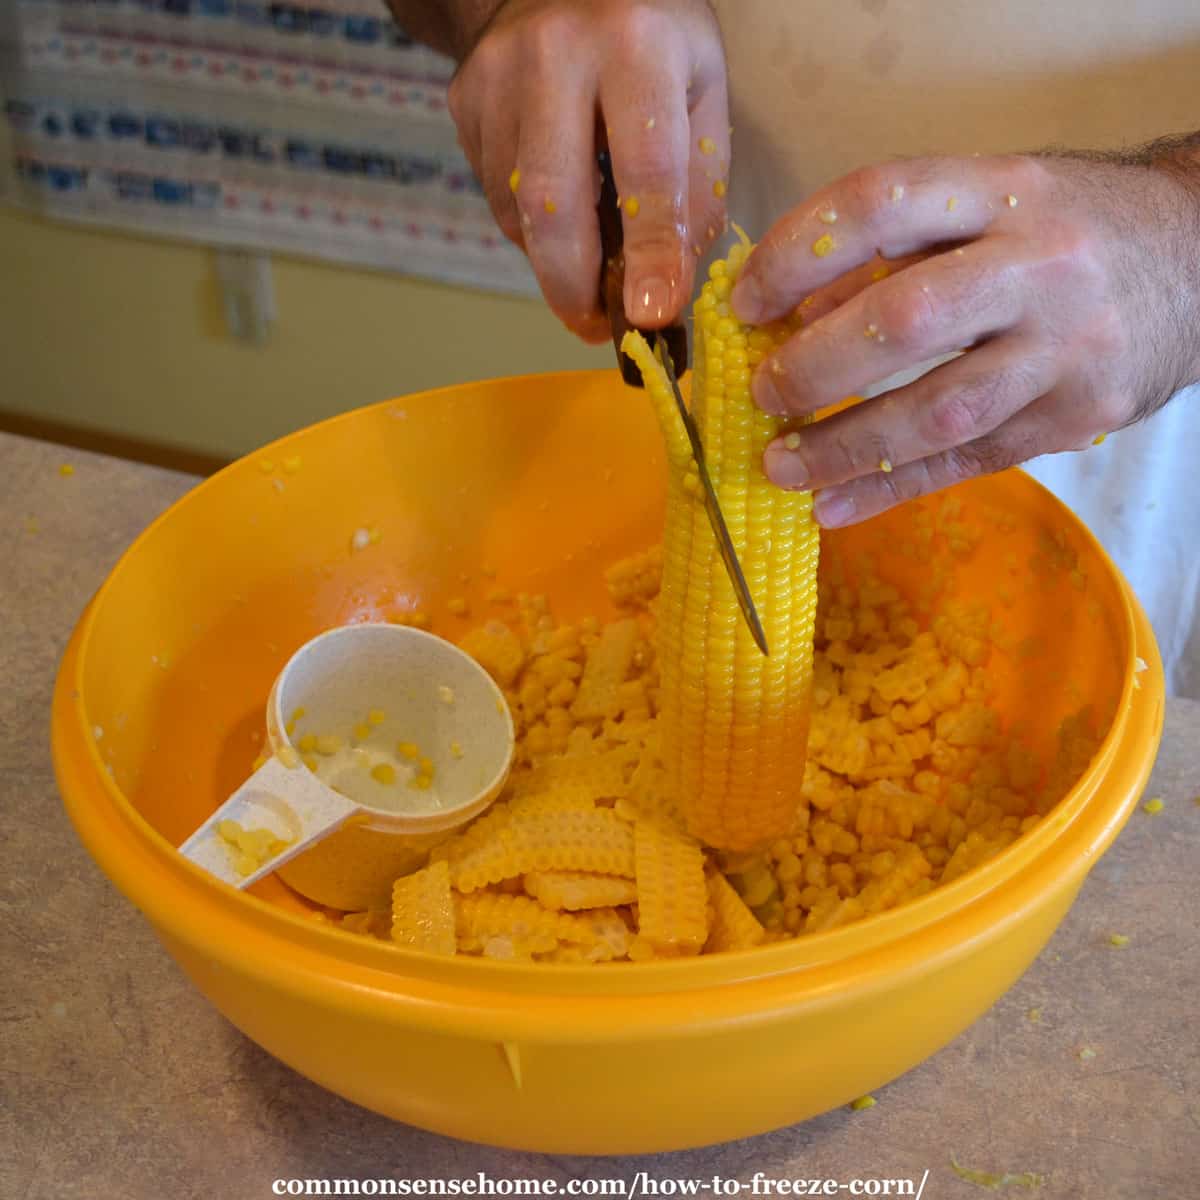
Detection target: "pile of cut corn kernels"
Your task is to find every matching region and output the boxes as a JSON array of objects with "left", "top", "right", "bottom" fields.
[{"left": 328, "top": 495, "right": 1101, "bottom": 962}]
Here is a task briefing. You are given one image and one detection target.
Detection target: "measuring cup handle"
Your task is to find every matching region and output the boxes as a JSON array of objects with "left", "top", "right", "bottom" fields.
[{"left": 178, "top": 756, "right": 359, "bottom": 890}]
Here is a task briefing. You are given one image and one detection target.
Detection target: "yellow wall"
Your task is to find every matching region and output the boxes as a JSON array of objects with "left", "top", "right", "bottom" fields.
[{"left": 0, "top": 207, "right": 605, "bottom": 462}]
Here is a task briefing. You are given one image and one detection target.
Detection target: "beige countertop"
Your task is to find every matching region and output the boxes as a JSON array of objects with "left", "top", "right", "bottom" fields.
[{"left": 2, "top": 430, "right": 1198, "bottom": 1200}]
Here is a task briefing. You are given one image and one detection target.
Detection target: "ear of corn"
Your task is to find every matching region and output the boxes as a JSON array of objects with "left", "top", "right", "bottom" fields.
[
  {"left": 391, "top": 860, "right": 457, "bottom": 956},
  {"left": 622, "top": 235, "right": 820, "bottom": 851}
]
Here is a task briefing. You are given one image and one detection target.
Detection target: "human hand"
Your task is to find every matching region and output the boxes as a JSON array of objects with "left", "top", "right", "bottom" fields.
[
  {"left": 447, "top": 0, "right": 730, "bottom": 340},
  {"left": 730, "top": 153, "right": 1200, "bottom": 527}
]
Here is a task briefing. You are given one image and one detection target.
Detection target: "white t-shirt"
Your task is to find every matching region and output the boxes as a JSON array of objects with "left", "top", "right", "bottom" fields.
[{"left": 715, "top": 0, "right": 1200, "bottom": 696}]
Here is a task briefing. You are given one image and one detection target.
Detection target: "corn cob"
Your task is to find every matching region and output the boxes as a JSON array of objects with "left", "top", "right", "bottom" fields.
[
  {"left": 622, "top": 234, "right": 819, "bottom": 850},
  {"left": 390, "top": 860, "right": 457, "bottom": 956},
  {"left": 523, "top": 870, "right": 639, "bottom": 911},
  {"left": 633, "top": 819, "right": 708, "bottom": 955},
  {"left": 704, "top": 870, "right": 766, "bottom": 952}
]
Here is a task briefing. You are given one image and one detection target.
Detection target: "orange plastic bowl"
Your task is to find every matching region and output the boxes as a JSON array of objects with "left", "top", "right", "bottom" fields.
[{"left": 52, "top": 371, "right": 1164, "bottom": 1154}]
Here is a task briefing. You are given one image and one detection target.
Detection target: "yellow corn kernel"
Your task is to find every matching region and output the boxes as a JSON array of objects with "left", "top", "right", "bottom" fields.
[
  {"left": 605, "top": 545, "right": 663, "bottom": 609},
  {"left": 460, "top": 621, "right": 526, "bottom": 687},
  {"left": 282, "top": 455, "right": 302, "bottom": 474},
  {"left": 713, "top": 179, "right": 726, "bottom": 198},
  {"left": 508, "top": 167, "right": 520, "bottom": 193},
  {"left": 523, "top": 870, "right": 639, "bottom": 912},
  {"left": 513, "top": 745, "right": 638, "bottom": 803},
  {"left": 543, "top": 197, "right": 556, "bottom": 214},
  {"left": 850, "top": 1095, "right": 876, "bottom": 1111},
  {"left": 314, "top": 734, "right": 342, "bottom": 756},
  {"left": 59, "top": 463, "right": 75, "bottom": 477},
  {"left": 705, "top": 871, "right": 766, "bottom": 952},
  {"left": 699, "top": 136, "right": 717, "bottom": 155},
  {"left": 371, "top": 763, "right": 397, "bottom": 785},
  {"left": 634, "top": 820, "right": 708, "bottom": 955},
  {"left": 1109, "top": 933, "right": 1130, "bottom": 948},
  {"left": 397, "top": 741, "right": 419, "bottom": 760},
  {"left": 455, "top": 891, "right": 602, "bottom": 956},
  {"left": 290, "top": 706, "right": 307, "bottom": 722},
  {"left": 277, "top": 745, "right": 300, "bottom": 769},
  {"left": 623, "top": 196, "right": 640, "bottom": 218},
  {"left": 447, "top": 597, "right": 470, "bottom": 616},
  {"left": 391, "top": 860, "right": 456, "bottom": 956},
  {"left": 1142, "top": 796, "right": 1164, "bottom": 814},
  {"left": 572, "top": 617, "right": 639, "bottom": 720},
  {"left": 623, "top": 234, "right": 821, "bottom": 850},
  {"left": 450, "top": 741, "right": 464, "bottom": 759},
  {"left": 259, "top": 459, "right": 274, "bottom": 473},
  {"left": 297, "top": 733, "right": 318, "bottom": 754},
  {"left": 410, "top": 773, "right": 433, "bottom": 790},
  {"left": 812, "top": 234, "right": 834, "bottom": 257},
  {"left": 353, "top": 722, "right": 371, "bottom": 741},
  {"left": 418, "top": 756, "right": 435, "bottom": 775},
  {"left": 367, "top": 709, "right": 386, "bottom": 726},
  {"left": 302, "top": 754, "right": 319, "bottom": 773}
]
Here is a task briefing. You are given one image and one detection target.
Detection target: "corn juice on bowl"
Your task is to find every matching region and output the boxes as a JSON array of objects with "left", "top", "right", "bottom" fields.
[{"left": 53, "top": 368, "right": 1163, "bottom": 1153}]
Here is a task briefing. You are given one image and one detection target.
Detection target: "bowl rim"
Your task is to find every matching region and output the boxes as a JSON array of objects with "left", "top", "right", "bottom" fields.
[{"left": 52, "top": 373, "right": 1167, "bottom": 1036}]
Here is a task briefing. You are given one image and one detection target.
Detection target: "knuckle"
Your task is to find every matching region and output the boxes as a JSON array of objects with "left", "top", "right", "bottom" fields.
[
  {"left": 926, "top": 386, "right": 985, "bottom": 446},
  {"left": 876, "top": 284, "right": 938, "bottom": 349},
  {"left": 526, "top": 8, "right": 582, "bottom": 61},
  {"left": 839, "top": 165, "right": 888, "bottom": 223},
  {"left": 1081, "top": 306, "right": 1127, "bottom": 360},
  {"left": 1004, "top": 154, "right": 1052, "bottom": 200},
  {"left": 824, "top": 427, "right": 893, "bottom": 484},
  {"left": 611, "top": 2, "right": 675, "bottom": 53},
  {"left": 464, "top": 30, "right": 507, "bottom": 81}
]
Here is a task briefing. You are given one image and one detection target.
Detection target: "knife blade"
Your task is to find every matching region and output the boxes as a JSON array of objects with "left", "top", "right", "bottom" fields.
[
  {"left": 593, "top": 150, "right": 768, "bottom": 656},
  {"left": 653, "top": 332, "right": 770, "bottom": 657}
]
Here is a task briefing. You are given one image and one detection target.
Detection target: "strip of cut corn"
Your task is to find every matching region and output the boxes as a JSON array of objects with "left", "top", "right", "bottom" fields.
[
  {"left": 455, "top": 892, "right": 600, "bottom": 954},
  {"left": 446, "top": 805, "right": 636, "bottom": 892},
  {"left": 523, "top": 870, "right": 639, "bottom": 911},
  {"left": 634, "top": 820, "right": 708, "bottom": 955},
  {"left": 511, "top": 745, "right": 638, "bottom": 802},
  {"left": 391, "top": 860, "right": 457, "bottom": 955},
  {"left": 571, "top": 617, "right": 640, "bottom": 720},
  {"left": 622, "top": 236, "right": 819, "bottom": 850},
  {"left": 704, "top": 870, "right": 767, "bottom": 952}
]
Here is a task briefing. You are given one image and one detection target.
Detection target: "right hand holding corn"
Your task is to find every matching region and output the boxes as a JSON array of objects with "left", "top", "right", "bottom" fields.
[{"left": 438, "top": 0, "right": 731, "bottom": 338}]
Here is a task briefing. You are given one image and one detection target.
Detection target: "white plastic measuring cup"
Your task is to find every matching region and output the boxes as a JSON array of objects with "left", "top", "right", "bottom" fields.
[{"left": 179, "top": 624, "right": 514, "bottom": 889}]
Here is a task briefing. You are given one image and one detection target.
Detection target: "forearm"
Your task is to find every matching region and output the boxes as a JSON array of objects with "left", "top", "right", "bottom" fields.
[{"left": 385, "top": 0, "right": 507, "bottom": 59}]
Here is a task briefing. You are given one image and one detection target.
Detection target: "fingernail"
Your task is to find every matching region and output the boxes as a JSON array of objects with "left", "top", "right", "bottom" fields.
[
  {"left": 628, "top": 276, "right": 672, "bottom": 325},
  {"left": 731, "top": 274, "right": 762, "bottom": 323},
  {"left": 814, "top": 490, "right": 856, "bottom": 528},
  {"left": 764, "top": 441, "right": 809, "bottom": 490},
  {"left": 752, "top": 363, "right": 788, "bottom": 417}
]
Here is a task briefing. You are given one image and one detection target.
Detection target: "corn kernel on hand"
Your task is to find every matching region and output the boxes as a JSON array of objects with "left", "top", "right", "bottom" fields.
[
  {"left": 415, "top": 0, "right": 729, "bottom": 337},
  {"left": 732, "top": 150, "right": 1200, "bottom": 527}
]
